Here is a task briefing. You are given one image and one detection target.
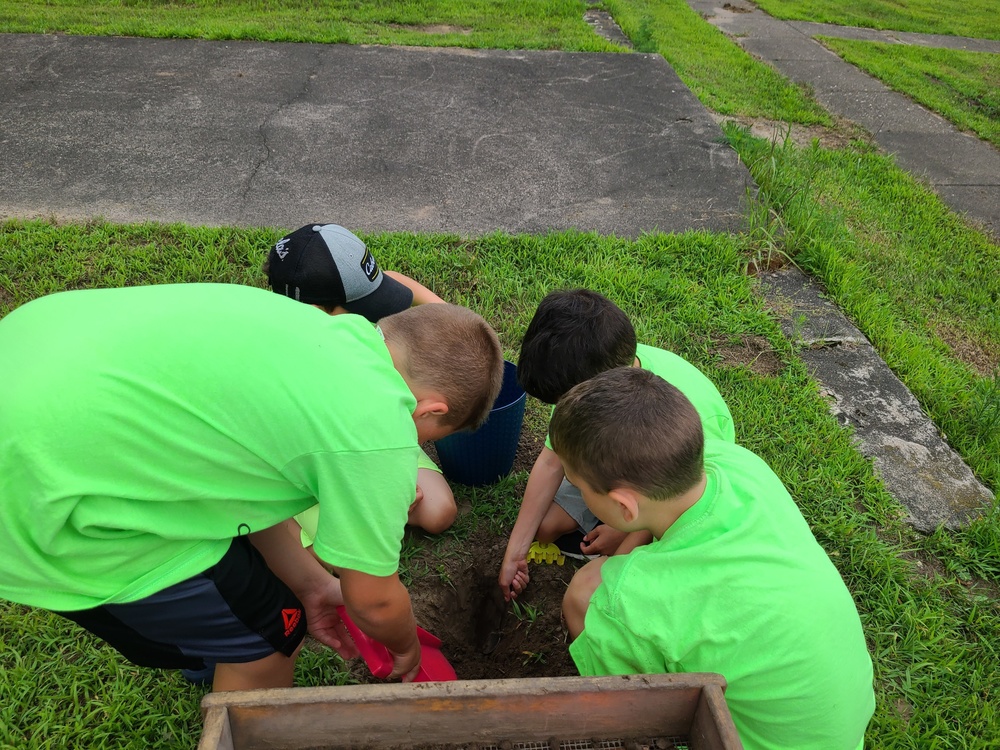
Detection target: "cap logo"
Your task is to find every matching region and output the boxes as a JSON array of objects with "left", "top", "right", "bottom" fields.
[
  {"left": 360, "top": 249, "right": 379, "bottom": 282},
  {"left": 274, "top": 237, "right": 291, "bottom": 260}
]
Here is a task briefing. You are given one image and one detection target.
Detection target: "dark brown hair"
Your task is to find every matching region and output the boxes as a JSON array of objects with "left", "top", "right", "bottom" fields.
[
  {"left": 550, "top": 367, "right": 704, "bottom": 500},
  {"left": 517, "top": 289, "right": 637, "bottom": 404}
]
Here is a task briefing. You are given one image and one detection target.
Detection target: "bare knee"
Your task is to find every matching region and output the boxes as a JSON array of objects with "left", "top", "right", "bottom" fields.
[
  {"left": 409, "top": 470, "right": 457, "bottom": 534},
  {"left": 212, "top": 642, "right": 302, "bottom": 692},
  {"left": 562, "top": 558, "right": 606, "bottom": 640}
]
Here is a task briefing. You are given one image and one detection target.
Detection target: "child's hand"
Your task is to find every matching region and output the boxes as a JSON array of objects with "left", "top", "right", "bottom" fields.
[
  {"left": 499, "top": 557, "right": 530, "bottom": 601},
  {"left": 301, "top": 579, "right": 360, "bottom": 660},
  {"left": 581, "top": 525, "right": 627, "bottom": 557},
  {"left": 388, "top": 641, "right": 422, "bottom": 682}
]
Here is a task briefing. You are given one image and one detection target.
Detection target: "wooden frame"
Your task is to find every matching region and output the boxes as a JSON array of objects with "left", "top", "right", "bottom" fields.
[{"left": 199, "top": 673, "right": 743, "bottom": 750}]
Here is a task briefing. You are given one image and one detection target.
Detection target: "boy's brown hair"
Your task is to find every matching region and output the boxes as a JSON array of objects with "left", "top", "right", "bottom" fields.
[
  {"left": 516, "top": 289, "right": 637, "bottom": 405},
  {"left": 380, "top": 303, "right": 504, "bottom": 432},
  {"left": 550, "top": 367, "right": 704, "bottom": 500}
]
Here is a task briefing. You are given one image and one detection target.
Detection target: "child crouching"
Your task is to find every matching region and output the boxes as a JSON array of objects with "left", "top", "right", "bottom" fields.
[{"left": 551, "top": 367, "right": 875, "bottom": 750}]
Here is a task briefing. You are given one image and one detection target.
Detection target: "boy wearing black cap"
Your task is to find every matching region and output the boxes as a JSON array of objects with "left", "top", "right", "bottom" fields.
[
  {"left": 265, "top": 223, "right": 445, "bottom": 316},
  {"left": 265, "top": 223, "right": 457, "bottom": 536}
]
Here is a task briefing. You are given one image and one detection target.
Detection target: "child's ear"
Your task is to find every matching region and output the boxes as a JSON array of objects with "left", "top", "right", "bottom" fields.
[
  {"left": 608, "top": 487, "right": 641, "bottom": 524},
  {"left": 413, "top": 398, "right": 448, "bottom": 420}
]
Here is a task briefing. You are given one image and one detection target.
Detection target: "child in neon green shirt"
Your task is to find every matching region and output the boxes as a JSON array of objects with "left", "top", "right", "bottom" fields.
[
  {"left": 552, "top": 367, "right": 875, "bottom": 750},
  {"left": 0, "top": 283, "right": 503, "bottom": 691},
  {"left": 500, "top": 288, "right": 734, "bottom": 599}
]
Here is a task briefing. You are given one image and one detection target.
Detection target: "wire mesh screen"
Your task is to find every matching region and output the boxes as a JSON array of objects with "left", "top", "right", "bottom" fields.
[{"left": 477, "top": 738, "right": 689, "bottom": 750}]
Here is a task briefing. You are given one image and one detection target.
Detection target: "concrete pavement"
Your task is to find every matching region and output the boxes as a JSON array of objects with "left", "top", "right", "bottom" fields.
[
  {"left": 689, "top": 0, "right": 1000, "bottom": 239},
  {"left": 0, "top": 33, "right": 750, "bottom": 237}
]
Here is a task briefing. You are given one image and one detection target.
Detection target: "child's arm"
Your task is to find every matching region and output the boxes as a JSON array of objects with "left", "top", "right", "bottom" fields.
[
  {"left": 384, "top": 270, "right": 447, "bottom": 306},
  {"left": 499, "top": 446, "right": 565, "bottom": 599},
  {"left": 337, "top": 566, "right": 422, "bottom": 681},
  {"left": 249, "top": 520, "right": 357, "bottom": 659}
]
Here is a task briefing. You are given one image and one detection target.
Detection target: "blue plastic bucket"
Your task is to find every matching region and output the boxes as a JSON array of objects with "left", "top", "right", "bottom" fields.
[{"left": 435, "top": 360, "right": 527, "bottom": 487}]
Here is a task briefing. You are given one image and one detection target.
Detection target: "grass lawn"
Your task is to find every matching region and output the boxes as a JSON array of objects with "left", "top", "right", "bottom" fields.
[
  {"left": 605, "top": 0, "right": 830, "bottom": 123},
  {"left": 2, "top": 221, "right": 999, "bottom": 749},
  {"left": 1, "top": 0, "right": 1000, "bottom": 748},
  {"left": 0, "top": 0, "right": 621, "bottom": 51},
  {"left": 818, "top": 39, "right": 1000, "bottom": 148},
  {"left": 752, "top": 0, "right": 1000, "bottom": 41}
]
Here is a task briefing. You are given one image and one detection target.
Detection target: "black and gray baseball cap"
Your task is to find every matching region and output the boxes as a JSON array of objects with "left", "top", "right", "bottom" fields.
[{"left": 267, "top": 223, "right": 413, "bottom": 322}]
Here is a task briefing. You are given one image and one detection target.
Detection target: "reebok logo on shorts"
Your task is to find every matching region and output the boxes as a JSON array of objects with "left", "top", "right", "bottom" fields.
[{"left": 282, "top": 608, "right": 302, "bottom": 637}]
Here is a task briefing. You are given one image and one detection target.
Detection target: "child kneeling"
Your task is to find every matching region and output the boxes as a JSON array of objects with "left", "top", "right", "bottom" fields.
[{"left": 552, "top": 367, "right": 875, "bottom": 750}]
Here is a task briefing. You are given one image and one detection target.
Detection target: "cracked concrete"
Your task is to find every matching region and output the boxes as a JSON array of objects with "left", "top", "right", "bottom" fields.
[
  {"left": 245, "top": 48, "right": 324, "bottom": 198},
  {"left": 759, "top": 267, "right": 994, "bottom": 531},
  {"left": 0, "top": 33, "right": 750, "bottom": 236}
]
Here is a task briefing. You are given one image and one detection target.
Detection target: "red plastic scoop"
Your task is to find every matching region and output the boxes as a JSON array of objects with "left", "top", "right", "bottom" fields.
[{"left": 335, "top": 605, "right": 457, "bottom": 682}]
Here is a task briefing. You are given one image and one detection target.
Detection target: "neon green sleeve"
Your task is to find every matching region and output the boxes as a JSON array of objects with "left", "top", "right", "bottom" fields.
[
  {"left": 569, "top": 578, "right": 672, "bottom": 676},
  {"left": 282, "top": 447, "right": 417, "bottom": 576}
]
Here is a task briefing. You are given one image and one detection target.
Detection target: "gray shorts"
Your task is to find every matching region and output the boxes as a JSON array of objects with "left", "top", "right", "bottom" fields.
[{"left": 554, "top": 478, "right": 601, "bottom": 534}]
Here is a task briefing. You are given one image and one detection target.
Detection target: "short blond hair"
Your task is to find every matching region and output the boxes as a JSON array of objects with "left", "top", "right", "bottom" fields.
[
  {"left": 380, "top": 304, "right": 503, "bottom": 431},
  {"left": 550, "top": 367, "right": 704, "bottom": 500}
]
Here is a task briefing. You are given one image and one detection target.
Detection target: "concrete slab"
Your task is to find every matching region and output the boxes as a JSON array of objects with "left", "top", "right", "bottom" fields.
[
  {"left": 693, "top": 2, "right": 1000, "bottom": 241},
  {"left": 0, "top": 33, "right": 751, "bottom": 237},
  {"left": 709, "top": 13, "right": 803, "bottom": 39},
  {"left": 738, "top": 36, "right": 840, "bottom": 63},
  {"left": 760, "top": 266, "right": 866, "bottom": 345},
  {"left": 765, "top": 58, "right": 888, "bottom": 91},
  {"left": 817, "top": 89, "right": 960, "bottom": 134},
  {"left": 760, "top": 268, "right": 994, "bottom": 532},
  {"left": 789, "top": 21, "right": 1000, "bottom": 53},
  {"left": 790, "top": 22, "right": 903, "bottom": 45},
  {"left": 876, "top": 132, "right": 1000, "bottom": 185},
  {"left": 584, "top": 9, "right": 634, "bottom": 49},
  {"left": 935, "top": 186, "right": 1000, "bottom": 237}
]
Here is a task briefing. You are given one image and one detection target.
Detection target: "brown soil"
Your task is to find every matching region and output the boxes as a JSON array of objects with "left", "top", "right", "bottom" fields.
[
  {"left": 711, "top": 113, "right": 870, "bottom": 151},
  {"left": 935, "top": 323, "right": 999, "bottom": 376},
  {"left": 407, "top": 527, "right": 580, "bottom": 681},
  {"left": 713, "top": 334, "right": 785, "bottom": 377},
  {"left": 338, "top": 426, "right": 581, "bottom": 685},
  {"left": 334, "top": 526, "right": 582, "bottom": 684}
]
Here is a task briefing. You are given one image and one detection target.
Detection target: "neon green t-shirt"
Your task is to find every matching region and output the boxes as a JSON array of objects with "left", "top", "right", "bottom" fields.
[
  {"left": 570, "top": 440, "right": 875, "bottom": 750},
  {"left": 0, "top": 284, "right": 418, "bottom": 611},
  {"left": 546, "top": 343, "right": 735, "bottom": 448},
  {"left": 296, "top": 447, "right": 440, "bottom": 547}
]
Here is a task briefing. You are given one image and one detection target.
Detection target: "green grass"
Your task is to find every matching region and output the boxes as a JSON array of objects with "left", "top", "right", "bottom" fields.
[
  {"left": 606, "top": 0, "right": 831, "bottom": 124},
  {"left": 2, "top": 221, "right": 1000, "bottom": 748},
  {"left": 752, "top": 0, "right": 1000, "bottom": 41},
  {"left": 0, "top": 0, "right": 622, "bottom": 51},
  {"left": 727, "top": 128, "right": 1000, "bottom": 497},
  {"left": 819, "top": 39, "right": 1000, "bottom": 148},
  {"left": 3, "top": 1, "right": 1000, "bottom": 748}
]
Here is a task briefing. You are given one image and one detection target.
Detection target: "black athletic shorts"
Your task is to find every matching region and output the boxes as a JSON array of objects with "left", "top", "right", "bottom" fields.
[{"left": 54, "top": 536, "right": 307, "bottom": 671}]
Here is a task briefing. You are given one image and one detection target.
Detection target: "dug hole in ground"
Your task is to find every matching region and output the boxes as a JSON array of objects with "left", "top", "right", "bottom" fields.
[{"left": 310, "top": 428, "right": 581, "bottom": 683}]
